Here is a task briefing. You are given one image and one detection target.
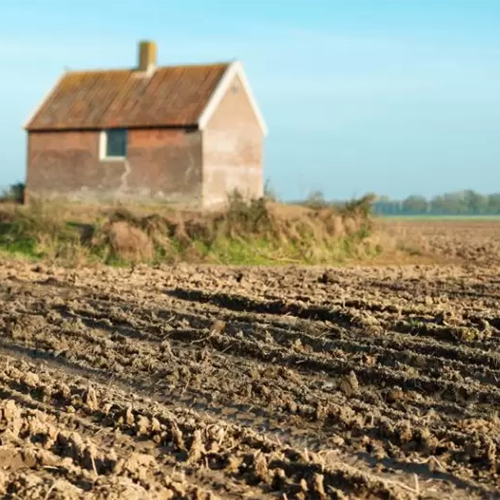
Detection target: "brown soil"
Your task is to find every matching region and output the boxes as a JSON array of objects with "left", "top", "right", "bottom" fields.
[
  {"left": 382, "top": 219, "right": 500, "bottom": 266},
  {"left": 1, "top": 220, "right": 500, "bottom": 499}
]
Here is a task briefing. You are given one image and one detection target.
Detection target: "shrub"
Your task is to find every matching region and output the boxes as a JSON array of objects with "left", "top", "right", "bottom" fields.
[{"left": 0, "top": 183, "right": 25, "bottom": 204}]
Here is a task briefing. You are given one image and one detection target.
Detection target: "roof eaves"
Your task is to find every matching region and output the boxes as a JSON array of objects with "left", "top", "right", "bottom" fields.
[
  {"left": 26, "top": 123, "right": 200, "bottom": 133},
  {"left": 234, "top": 62, "right": 268, "bottom": 137},
  {"left": 197, "top": 61, "right": 238, "bottom": 131},
  {"left": 23, "top": 70, "right": 68, "bottom": 131},
  {"left": 197, "top": 60, "right": 268, "bottom": 137}
]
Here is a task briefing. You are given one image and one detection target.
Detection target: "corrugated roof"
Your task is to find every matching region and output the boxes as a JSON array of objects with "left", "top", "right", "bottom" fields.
[{"left": 25, "top": 63, "right": 230, "bottom": 131}]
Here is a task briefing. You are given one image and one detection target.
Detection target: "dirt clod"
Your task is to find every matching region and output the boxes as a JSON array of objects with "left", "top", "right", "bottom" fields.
[
  {"left": 0, "top": 256, "right": 497, "bottom": 499},
  {"left": 339, "top": 371, "right": 359, "bottom": 396}
]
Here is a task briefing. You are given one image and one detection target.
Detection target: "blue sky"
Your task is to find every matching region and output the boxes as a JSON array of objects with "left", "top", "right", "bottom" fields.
[{"left": 1, "top": 0, "right": 499, "bottom": 200}]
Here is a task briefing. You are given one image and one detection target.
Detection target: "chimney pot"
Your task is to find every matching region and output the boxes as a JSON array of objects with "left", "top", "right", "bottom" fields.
[{"left": 138, "top": 40, "right": 157, "bottom": 72}]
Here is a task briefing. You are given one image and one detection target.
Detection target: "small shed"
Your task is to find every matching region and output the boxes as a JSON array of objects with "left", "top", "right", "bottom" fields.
[{"left": 23, "top": 40, "right": 268, "bottom": 208}]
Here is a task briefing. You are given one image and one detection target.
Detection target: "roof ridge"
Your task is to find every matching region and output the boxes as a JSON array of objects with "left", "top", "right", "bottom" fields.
[{"left": 63, "top": 61, "right": 235, "bottom": 75}]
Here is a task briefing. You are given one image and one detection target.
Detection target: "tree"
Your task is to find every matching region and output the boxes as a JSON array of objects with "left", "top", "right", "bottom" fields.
[
  {"left": 430, "top": 192, "right": 467, "bottom": 214},
  {"left": 401, "top": 195, "right": 428, "bottom": 214},
  {"left": 487, "top": 194, "right": 500, "bottom": 214},
  {"left": 463, "top": 190, "right": 488, "bottom": 214}
]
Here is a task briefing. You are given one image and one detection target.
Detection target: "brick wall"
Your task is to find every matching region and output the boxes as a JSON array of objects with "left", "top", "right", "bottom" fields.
[
  {"left": 202, "top": 74, "right": 264, "bottom": 208},
  {"left": 26, "top": 128, "right": 203, "bottom": 205}
]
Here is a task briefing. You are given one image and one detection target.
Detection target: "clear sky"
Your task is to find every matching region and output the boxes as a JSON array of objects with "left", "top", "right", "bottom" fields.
[{"left": 1, "top": 0, "right": 499, "bottom": 201}]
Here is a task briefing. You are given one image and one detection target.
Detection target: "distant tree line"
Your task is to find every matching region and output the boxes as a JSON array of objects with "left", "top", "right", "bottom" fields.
[
  {"left": 293, "top": 188, "right": 500, "bottom": 216},
  {"left": 372, "top": 190, "right": 500, "bottom": 216}
]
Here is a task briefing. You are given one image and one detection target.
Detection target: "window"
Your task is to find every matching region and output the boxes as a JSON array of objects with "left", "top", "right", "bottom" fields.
[{"left": 100, "top": 129, "right": 127, "bottom": 160}]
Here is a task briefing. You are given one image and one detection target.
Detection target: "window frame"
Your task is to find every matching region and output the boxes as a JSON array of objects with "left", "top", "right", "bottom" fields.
[{"left": 99, "top": 129, "right": 128, "bottom": 161}]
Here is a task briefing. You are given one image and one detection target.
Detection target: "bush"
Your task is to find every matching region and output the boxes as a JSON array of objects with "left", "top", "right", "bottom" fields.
[
  {"left": 304, "top": 190, "right": 327, "bottom": 210},
  {"left": 0, "top": 183, "right": 25, "bottom": 204}
]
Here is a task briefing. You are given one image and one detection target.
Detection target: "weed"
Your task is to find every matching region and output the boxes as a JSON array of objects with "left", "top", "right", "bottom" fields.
[{"left": 263, "top": 179, "right": 278, "bottom": 202}]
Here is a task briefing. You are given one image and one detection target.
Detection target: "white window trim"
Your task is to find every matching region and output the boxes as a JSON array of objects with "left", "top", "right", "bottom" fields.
[{"left": 99, "top": 129, "right": 127, "bottom": 161}]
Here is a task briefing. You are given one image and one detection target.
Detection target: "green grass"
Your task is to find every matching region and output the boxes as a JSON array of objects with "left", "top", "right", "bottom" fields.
[
  {"left": 0, "top": 229, "right": 372, "bottom": 267},
  {"left": 0, "top": 222, "right": 41, "bottom": 258}
]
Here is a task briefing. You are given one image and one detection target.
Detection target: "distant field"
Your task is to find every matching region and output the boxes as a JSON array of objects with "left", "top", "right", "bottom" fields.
[
  {"left": 379, "top": 215, "right": 500, "bottom": 268},
  {"left": 379, "top": 214, "right": 500, "bottom": 222}
]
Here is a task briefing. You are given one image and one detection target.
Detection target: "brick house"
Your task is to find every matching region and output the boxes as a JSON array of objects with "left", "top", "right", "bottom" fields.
[{"left": 23, "top": 41, "right": 268, "bottom": 208}]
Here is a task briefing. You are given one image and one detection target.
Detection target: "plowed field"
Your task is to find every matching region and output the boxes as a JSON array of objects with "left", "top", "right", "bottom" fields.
[{"left": 1, "top": 247, "right": 500, "bottom": 498}]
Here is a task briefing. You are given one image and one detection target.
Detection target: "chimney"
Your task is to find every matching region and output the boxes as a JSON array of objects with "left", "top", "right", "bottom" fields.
[{"left": 138, "top": 40, "right": 157, "bottom": 72}]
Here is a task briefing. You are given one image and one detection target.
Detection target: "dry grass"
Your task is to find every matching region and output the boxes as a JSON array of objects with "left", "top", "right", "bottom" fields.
[
  {"left": 97, "top": 221, "right": 154, "bottom": 261},
  {"left": 0, "top": 193, "right": 382, "bottom": 266}
]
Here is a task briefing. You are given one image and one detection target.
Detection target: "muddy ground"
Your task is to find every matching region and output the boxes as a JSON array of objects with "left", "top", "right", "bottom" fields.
[{"left": 1, "top": 222, "right": 500, "bottom": 499}]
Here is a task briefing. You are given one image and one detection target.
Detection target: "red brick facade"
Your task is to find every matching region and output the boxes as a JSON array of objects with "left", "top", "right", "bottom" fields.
[
  {"left": 26, "top": 128, "right": 203, "bottom": 206},
  {"left": 25, "top": 66, "right": 265, "bottom": 209}
]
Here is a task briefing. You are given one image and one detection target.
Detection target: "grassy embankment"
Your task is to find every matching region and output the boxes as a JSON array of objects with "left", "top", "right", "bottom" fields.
[{"left": 0, "top": 193, "right": 381, "bottom": 266}]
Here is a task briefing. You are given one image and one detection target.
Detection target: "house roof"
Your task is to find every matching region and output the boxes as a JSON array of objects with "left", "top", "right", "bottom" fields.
[{"left": 24, "top": 62, "right": 232, "bottom": 131}]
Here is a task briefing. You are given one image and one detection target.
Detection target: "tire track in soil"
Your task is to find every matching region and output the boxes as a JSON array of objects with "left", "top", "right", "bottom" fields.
[
  {"left": 0, "top": 294, "right": 496, "bottom": 490},
  {"left": 0, "top": 353, "right": 420, "bottom": 500},
  {"left": 0, "top": 261, "right": 499, "bottom": 498}
]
